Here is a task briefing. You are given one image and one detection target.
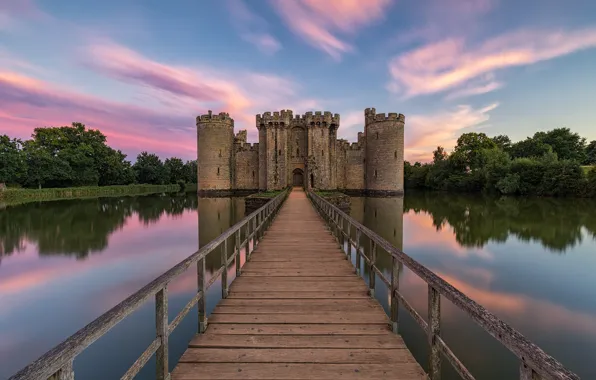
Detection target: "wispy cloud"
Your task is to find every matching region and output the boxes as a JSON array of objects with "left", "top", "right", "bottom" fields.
[
  {"left": 389, "top": 28, "right": 596, "bottom": 98},
  {"left": 405, "top": 103, "right": 499, "bottom": 162},
  {"left": 271, "top": 0, "right": 391, "bottom": 60},
  {"left": 227, "top": 0, "right": 282, "bottom": 54}
]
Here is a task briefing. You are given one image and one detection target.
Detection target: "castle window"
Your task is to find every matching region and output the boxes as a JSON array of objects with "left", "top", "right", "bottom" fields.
[
  {"left": 395, "top": 150, "right": 397, "bottom": 159},
  {"left": 252, "top": 170, "right": 255, "bottom": 178},
  {"left": 219, "top": 149, "right": 222, "bottom": 157},
  {"left": 297, "top": 148, "right": 300, "bottom": 156},
  {"left": 217, "top": 167, "right": 220, "bottom": 176},
  {"left": 375, "top": 209, "right": 377, "bottom": 218},
  {"left": 376, "top": 132, "right": 379, "bottom": 140},
  {"left": 374, "top": 169, "right": 378, "bottom": 178},
  {"left": 321, "top": 129, "right": 324, "bottom": 136},
  {"left": 363, "top": 158, "right": 366, "bottom": 164},
  {"left": 321, "top": 149, "right": 324, "bottom": 157},
  {"left": 278, "top": 149, "right": 281, "bottom": 156}
]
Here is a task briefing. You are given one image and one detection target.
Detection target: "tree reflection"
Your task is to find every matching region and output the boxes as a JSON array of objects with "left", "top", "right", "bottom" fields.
[
  {"left": 403, "top": 192, "right": 596, "bottom": 252},
  {"left": 0, "top": 194, "right": 201, "bottom": 263}
]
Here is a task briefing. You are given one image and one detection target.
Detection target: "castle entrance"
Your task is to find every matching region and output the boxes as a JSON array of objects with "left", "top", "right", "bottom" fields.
[{"left": 292, "top": 168, "right": 304, "bottom": 187}]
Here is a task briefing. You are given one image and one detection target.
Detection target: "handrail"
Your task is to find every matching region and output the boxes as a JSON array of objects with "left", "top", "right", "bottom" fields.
[
  {"left": 308, "top": 191, "right": 580, "bottom": 380},
  {"left": 9, "top": 189, "right": 289, "bottom": 380}
]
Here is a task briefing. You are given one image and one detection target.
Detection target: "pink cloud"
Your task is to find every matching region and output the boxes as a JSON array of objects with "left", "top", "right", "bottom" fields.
[
  {"left": 404, "top": 103, "right": 498, "bottom": 162},
  {"left": 84, "top": 41, "right": 320, "bottom": 143},
  {"left": 0, "top": 70, "right": 195, "bottom": 159},
  {"left": 389, "top": 28, "right": 596, "bottom": 98},
  {"left": 271, "top": 0, "right": 392, "bottom": 60}
]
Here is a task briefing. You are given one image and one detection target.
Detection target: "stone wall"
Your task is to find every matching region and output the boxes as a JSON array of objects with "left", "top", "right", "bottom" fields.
[
  {"left": 364, "top": 108, "right": 405, "bottom": 195},
  {"left": 197, "top": 111, "right": 234, "bottom": 191},
  {"left": 234, "top": 142, "right": 259, "bottom": 190},
  {"left": 345, "top": 144, "right": 365, "bottom": 191}
]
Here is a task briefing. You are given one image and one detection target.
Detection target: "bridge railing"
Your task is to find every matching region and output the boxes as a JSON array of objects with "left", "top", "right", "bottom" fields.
[
  {"left": 308, "top": 191, "right": 579, "bottom": 380},
  {"left": 9, "top": 190, "right": 289, "bottom": 380}
]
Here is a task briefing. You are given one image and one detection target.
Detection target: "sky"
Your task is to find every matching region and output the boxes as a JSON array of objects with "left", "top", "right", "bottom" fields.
[{"left": 1, "top": 0, "right": 595, "bottom": 162}]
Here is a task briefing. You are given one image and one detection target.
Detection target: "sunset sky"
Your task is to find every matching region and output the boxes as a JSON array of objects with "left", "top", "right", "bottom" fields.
[{"left": 1, "top": 0, "right": 595, "bottom": 162}]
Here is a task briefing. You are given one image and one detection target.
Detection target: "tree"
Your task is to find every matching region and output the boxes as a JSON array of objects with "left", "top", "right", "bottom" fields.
[
  {"left": 491, "top": 135, "right": 512, "bottom": 152},
  {"left": 182, "top": 160, "right": 198, "bottom": 183},
  {"left": 432, "top": 146, "right": 447, "bottom": 164},
  {"left": 0, "top": 135, "right": 27, "bottom": 185},
  {"left": 585, "top": 140, "right": 596, "bottom": 165},
  {"left": 132, "top": 152, "right": 169, "bottom": 185},
  {"left": 22, "top": 141, "right": 73, "bottom": 188},
  {"left": 99, "top": 149, "right": 135, "bottom": 186},
  {"left": 509, "top": 137, "right": 553, "bottom": 159},
  {"left": 164, "top": 157, "right": 185, "bottom": 184},
  {"left": 533, "top": 128, "right": 586, "bottom": 162},
  {"left": 453, "top": 133, "right": 497, "bottom": 170}
]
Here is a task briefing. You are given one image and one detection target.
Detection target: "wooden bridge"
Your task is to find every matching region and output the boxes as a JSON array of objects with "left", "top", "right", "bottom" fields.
[{"left": 10, "top": 188, "right": 579, "bottom": 380}]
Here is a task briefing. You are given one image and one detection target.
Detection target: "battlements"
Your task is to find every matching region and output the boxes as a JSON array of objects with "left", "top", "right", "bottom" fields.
[
  {"left": 196, "top": 110, "right": 234, "bottom": 125},
  {"left": 364, "top": 108, "right": 405, "bottom": 124},
  {"left": 234, "top": 130, "right": 247, "bottom": 144},
  {"left": 256, "top": 109, "right": 293, "bottom": 126},
  {"left": 235, "top": 142, "right": 259, "bottom": 152}
]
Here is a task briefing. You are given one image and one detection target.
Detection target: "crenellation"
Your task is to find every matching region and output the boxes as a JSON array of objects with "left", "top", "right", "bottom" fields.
[{"left": 198, "top": 107, "right": 404, "bottom": 195}]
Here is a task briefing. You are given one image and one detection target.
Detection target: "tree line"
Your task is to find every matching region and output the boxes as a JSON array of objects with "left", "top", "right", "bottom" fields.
[
  {"left": 405, "top": 127, "right": 596, "bottom": 197},
  {"left": 0, "top": 123, "right": 197, "bottom": 188}
]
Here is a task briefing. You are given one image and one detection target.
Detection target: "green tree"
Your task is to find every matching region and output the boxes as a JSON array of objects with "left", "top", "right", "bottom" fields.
[
  {"left": 453, "top": 133, "right": 497, "bottom": 170},
  {"left": 533, "top": 128, "right": 586, "bottom": 162},
  {"left": 132, "top": 152, "right": 169, "bottom": 185},
  {"left": 491, "top": 135, "right": 512, "bottom": 152},
  {"left": 432, "top": 146, "right": 447, "bottom": 163},
  {"left": 99, "top": 149, "right": 135, "bottom": 186},
  {"left": 164, "top": 157, "right": 185, "bottom": 184},
  {"left": 584, "top": 140, "right": 596, "bottom": 165},
  {"left": 22, "top": 141, "right": 73, "bottom": 188},
  {"left": 182, "top": 160, "right": 198, "bottom": 183},
  {"left": 0, "top": 135, "right": 27, "bottom": 185},
  {"left": 509, "top": 137, "right": 553, "bottom": 159}
]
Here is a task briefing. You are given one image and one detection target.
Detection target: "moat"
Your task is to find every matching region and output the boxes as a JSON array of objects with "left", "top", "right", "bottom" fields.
[{"left": 1, "top": 192, "right": 595, "bottom": 379}]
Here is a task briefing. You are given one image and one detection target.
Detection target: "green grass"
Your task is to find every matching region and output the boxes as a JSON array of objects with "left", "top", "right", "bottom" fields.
[
  {"left": 0, "top": 184, "right": 186, "bottom": 204},
  {"left": 247, "top": 190, "right": 284, "bottom": 199},
  {"left": 581, "top": 166, "right": 594, "bottom": 175},
  {"left": 315, "top": 191, "right": 346, "bottom": 197}
]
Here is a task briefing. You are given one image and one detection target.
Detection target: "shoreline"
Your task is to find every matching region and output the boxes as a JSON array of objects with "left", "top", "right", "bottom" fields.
[{"left": 0, "top": 184, "right": 198, "bottom": 206}]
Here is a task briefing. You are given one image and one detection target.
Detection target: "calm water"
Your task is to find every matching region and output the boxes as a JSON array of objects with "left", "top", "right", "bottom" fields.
[{"left": 1, "top": 192, "right": 595, "bottom": 379}]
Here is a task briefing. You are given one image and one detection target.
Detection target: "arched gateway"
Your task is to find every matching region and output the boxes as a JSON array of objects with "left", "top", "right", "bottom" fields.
[{"left": 292, "top": 168, "right": 304, "bottom": 187}]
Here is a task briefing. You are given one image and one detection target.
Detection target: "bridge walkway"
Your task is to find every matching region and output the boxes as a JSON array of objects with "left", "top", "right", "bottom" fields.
[{"left": 171, "top": 188, "right": 426, "bottom": 379}]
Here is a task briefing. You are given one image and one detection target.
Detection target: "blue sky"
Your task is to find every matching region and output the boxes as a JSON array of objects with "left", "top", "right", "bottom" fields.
[{"left": 1, "top": 0, "right": 595, "bottom": 161}]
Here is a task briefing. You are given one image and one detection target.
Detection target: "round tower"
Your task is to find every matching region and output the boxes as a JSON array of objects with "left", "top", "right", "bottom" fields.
[
  {"left": 364, "top": 108, "right": 405, "bottom": 195},
  {"left": 196, "top": 110, "right": 234, "bottom": 192}
]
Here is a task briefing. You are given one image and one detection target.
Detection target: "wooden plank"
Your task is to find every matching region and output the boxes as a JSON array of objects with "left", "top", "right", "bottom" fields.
[
  {"left": 189, "top": 334, "right": 406, "bottom": 349},
  {"left": 211, "top": 304, "right": 385, "bottom": 314},
  {"left": 217, "top": 298, "right": 380, "bottom": 307},
  {"left": 242, "top": 262, "right": 354, "bottom": 269},
  {"left": 229, "top": 283, "right": 367, "bottom": 292},
  {"left": 225, "top": 291, "right": 369, "bottom": 299},
  {"left": 248, "top": 256, "right": 346, "bottom": 262},
  {"left": 232, "top": 277, "right": 363, "bottom": 284},
  {"left": 178, "top": 348, "right": 416, "bottom": 364},
  {"left": 205, "top": 324, "right": 391, "bottom": 335},
  {"left": 240, "top": 271, "right": 355, "bottom": 277},
  {"left": 208, "top": 313, "right": 389, "bottom": 324},
  {"left": 172, "top": 363, "right": 426, "bottom": 380}
]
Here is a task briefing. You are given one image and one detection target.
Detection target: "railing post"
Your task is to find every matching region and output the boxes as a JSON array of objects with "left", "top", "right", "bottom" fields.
[
  {"left": 346, "top": 222, "right": 352, "bottom": 260},
  {"left": 391, "top": 255, "right": 400, "bottom": 334},
  {"left": 520, "top": 362, "right": 541, "bottom": 380},
  {"left": 49, "top": 360, "right": 74, "bottom": 380},
  {"left": 221, "top": 238, "right": 228, "bottom": 299},
  {"left": 235, "top": 230, "right": 241, "bottom": 276},
  {"left": 339, "top": 216, "right": 345, "bottom": 253},
  {"left": 197, "top": 255, "right": 207, "bottom": 333},
  {"left": 355, "top": 228, "right": 361, "bottom": 276},
  {"left": 369, "top": 240, "right": 376, "bottom": 297},
  {"left": 156, "top": 287, "right": 169, "bottom": 380},
  {"left": 428, "top": 285, "right": 441, "bottom": 380}
]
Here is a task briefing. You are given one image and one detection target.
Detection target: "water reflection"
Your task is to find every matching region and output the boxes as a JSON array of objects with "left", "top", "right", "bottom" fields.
[
  {"left": 351, "top": 192, "right": 596, "bottom": 379},
  {"left": 0, "top": 194, "right": 244, "bottom": 380}
]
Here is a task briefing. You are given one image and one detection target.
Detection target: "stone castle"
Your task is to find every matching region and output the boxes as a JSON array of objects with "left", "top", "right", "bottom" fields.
[{"left": 196, "top": 108, "right": 405, "bottom": 195}]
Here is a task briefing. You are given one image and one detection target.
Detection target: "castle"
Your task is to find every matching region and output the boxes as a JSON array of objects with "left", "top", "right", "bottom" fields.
[{"left": 196, "top": 108, "right": 405, "bottom": 195}]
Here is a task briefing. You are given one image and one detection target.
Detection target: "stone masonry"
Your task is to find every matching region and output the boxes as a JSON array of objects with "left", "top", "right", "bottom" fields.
[{"left": 196, "top": 108, "right": 405, "bottom": 195}]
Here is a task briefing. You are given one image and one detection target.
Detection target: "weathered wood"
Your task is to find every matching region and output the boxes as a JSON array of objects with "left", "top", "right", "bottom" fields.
[
  {"left": 437, "top": 336, "right": 475, "bottom": 380},
  {"left": 172, "top": 363, "right": 427, "bottom": 380},
  {"left": 208, "top": 312, "right": 389, "bottom": 324},
  {"left": 205, "top": 323, "right": 392, "bottom": 335},
  {"left": 391, "top": 256, "right": 400, "bottom": 334},
  {"left": 179, "top": 348, "right": 416, "bottom": 364},
  {"left": 226, "top": 291, "right": 370, "bottom": 299},
  {"left": 309, "top": 191, "right": 580, "bottom": 380},
  {"left": 235, "top": 230, "right": 241, "bottom": 276},
  {"left": 189, "top": 334, "right": 406, "bottom": 349},
  {"left": 197, "top": 255, "right": 207, "bottom": 334},
  {"left": 355, "top": 229, "right": 362, "bottom": 276},
  {"left": 229, "top": 282, "right": 367, "bottom": 292},
  {"left": 369, "top": 240, "right": 376, "bottom": 297},
  {"left": 121, "top": 338, "right": 160, "bottom": 380},
  {"left": 394, "top": 289, "right": 428, "bottom": 332},
  {"left": 521, "top": 362, "right": 542, "bottom": 380},
  {"left": 206, "top": 265, "right": 225, "bottom": 291},
  {"left": 218, "top": 298, "right": 380, "bottom": 307},
  {"left": 48, "top": 361, "right": 73, "bottom": 380},
  {"left": 156, "top": 288, "right": 169, "bottom": 380},
  {"left": 221, "top": 238, "right": 228, "bottom": 298},
  {"left": 168, "top": 291, "right": 203, "bottom": 336},
  {"left": 211, "top": 303, "right": 385, "bottom": 313}
]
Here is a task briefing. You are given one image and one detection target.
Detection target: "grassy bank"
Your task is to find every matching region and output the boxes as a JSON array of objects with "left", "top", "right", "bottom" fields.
[
  {"left": 247, "top": 190, "right": 284, "bottom": 199},
  {"left": 0, "top": 183, "right": 191, "bottom": 204}
]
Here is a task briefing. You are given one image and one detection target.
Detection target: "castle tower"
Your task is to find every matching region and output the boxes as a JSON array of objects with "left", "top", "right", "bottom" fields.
[
  {"left": 196, "top": 111, "right": 234, "bottom": 192},
  {"left": 364, "top": 108, "right": 405, "bottom": 195},
  {"left": 256, "top": 110, "right": 293, "bottom": 191}
]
